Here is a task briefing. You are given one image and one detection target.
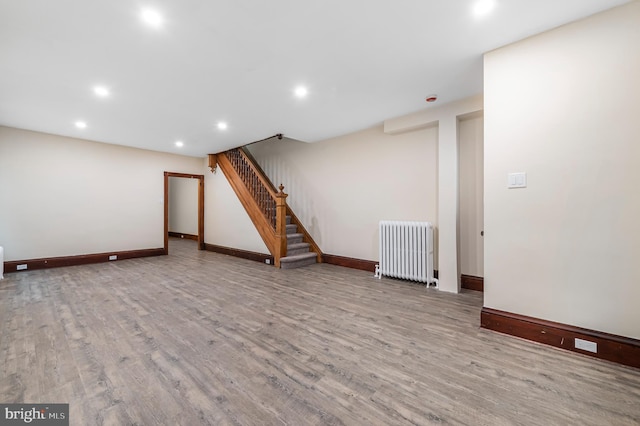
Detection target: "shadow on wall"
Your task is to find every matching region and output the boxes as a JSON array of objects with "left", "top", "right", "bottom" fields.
[{"left": 309, "top": 217, "right": 320, "bottom": 244}]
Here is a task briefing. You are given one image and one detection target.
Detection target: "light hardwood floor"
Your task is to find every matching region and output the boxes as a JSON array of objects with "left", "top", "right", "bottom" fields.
[{"left": 1, "top": 238, "right": 639, "bottom": 425}]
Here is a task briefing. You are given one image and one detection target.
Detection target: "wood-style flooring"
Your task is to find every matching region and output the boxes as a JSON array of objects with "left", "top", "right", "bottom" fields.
[{"left": 1, "top": 238, "right": 639, "bottom": 425}]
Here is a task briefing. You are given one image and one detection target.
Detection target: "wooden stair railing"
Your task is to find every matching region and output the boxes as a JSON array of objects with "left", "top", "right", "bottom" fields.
[{"left": 213, "top": 148, "right": 322, "bottom": 267}]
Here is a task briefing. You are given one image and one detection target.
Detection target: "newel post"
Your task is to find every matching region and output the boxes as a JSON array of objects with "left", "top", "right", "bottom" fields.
[{"left": 274, "top": 184, "right": 288, "bottom": 267}]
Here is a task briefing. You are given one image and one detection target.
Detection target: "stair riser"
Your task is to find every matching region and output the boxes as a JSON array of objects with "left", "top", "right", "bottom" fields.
[
  {"left": 287, "top": 247, "right": 310, "bottom": 256},
  {"left": 286, "top": 224, "right": 298, "bottom": 234},
  {"left": 287, "top": 235, "right": 303, "bottom": 245}
]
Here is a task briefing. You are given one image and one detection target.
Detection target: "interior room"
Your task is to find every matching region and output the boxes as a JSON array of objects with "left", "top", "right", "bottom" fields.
[{"left": 1, "top": 1, "right": 638, "bottom": 424}]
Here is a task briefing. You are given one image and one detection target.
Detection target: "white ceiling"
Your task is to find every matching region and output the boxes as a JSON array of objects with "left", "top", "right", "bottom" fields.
[{"left": 0, "top": 0, "right": 630, "bottom": 157}]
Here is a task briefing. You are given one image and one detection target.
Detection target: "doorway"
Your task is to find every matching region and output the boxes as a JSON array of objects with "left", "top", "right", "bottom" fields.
[
  {"left": 163, "top": 172, "right": 205, "bottom": 254},
  {"left": 458, "top": 112, "right": 484, "bottom": 291}
]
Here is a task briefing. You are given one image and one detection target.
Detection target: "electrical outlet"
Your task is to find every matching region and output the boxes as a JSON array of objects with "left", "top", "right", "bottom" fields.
[
  {"left": 109, "top": 255, "right": 117, "bottom": 261},
  {"left": 265, "top": 259, "right": 271, "bottom": 265},
  {"left": 16, "top": 264, "right": 28, "bottom": 270},
  {"left": 575, "top": 338, "right": 597, "bottom": 353}
]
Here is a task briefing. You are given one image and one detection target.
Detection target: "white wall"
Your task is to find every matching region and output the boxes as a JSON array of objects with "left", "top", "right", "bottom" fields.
[
  {"left": 0, "top": 126, "right": 203, "bottom": 261},
  {"left": 458, "top": 114, "right": 484, "bottom": 277},
  {"left": 484, "top": 2, "right": 640, "bottom": 339},
  {"left": 168, "top": 176, "right": 199, "bottom": 235},
  {"left": 248, "top": 124, "right": 439, "bottom": 262},
  {"left": 204, "top": 167, "right": 270, "bottom": 254}
]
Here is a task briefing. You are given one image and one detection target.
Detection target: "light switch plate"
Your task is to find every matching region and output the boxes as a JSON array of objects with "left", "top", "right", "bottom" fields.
[{"left": 508, "top": 172, "right": 527, "bottom": 188}]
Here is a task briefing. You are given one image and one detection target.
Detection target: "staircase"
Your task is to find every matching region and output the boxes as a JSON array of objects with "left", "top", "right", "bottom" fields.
[
  {"left": 281, "top": 215, "right": 317, "bottom": 269},
  {"left": 211, "top": 147, "right": 322, "bottom": 269}
]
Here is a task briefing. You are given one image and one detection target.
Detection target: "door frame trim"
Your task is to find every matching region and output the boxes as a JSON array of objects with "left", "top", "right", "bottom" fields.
[{"left": 164, "top": 172, "right": 205, "bottom": 253}]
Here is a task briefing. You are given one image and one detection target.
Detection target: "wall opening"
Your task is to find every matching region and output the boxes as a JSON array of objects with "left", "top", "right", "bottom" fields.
[{"left": 163, "top": 172, "right": 205, "bottom": 253}]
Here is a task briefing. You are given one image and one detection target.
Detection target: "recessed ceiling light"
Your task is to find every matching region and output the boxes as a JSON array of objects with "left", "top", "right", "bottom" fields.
[
  {"left": 217, "top": 122, "right": 228, "bottom": 130},
  {"left": 294, "top": 86, "right": 308, "bottom": 98},
  {"left": 141, "top": 9, "right": 163, "bottom": 27},
  {"left": 75, "top": 121, "right": 87, "bottom": 129},
  {"left": 175, "top": 141, "right": 184, "bottom": 147},
  {"left": 93, "top": 86, "right": 109, "bottom": 97},
  {"left": 473, "top": 0, "right": 496, "bottom": 17}
]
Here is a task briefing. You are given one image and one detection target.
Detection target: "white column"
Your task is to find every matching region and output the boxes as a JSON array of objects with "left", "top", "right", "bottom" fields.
[{"left": 437, "top": 116, "right": 460, "bottom": 293}]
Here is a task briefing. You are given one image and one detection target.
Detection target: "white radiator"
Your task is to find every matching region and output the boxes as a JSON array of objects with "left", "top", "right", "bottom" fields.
[{"left": 376, "top": 221, "right": 437, "bottom": 287}]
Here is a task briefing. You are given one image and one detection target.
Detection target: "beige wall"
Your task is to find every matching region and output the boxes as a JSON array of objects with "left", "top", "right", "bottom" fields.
[
  {"left": 484, "top": 2, "right": 640, "bottom": 338},
  {"left": 168, "top": 177, "right": 199, "bottom": 235},
  {"left": 458, "top": 113, "right": 484, "bottom": 277},
  {"left": 0, "top": 126, "right": 203, "bottom": 261},
  {"left": 248, "top": 124, "right": 439, "bottom": 262}
]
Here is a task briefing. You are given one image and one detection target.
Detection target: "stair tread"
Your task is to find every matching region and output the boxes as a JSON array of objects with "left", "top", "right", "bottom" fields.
[
  {"left": 280, "top": 252, "right": 317, "bottom": 262},
  {"left": 286, "top": 233, "right": 304, "bottom": 238}
]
